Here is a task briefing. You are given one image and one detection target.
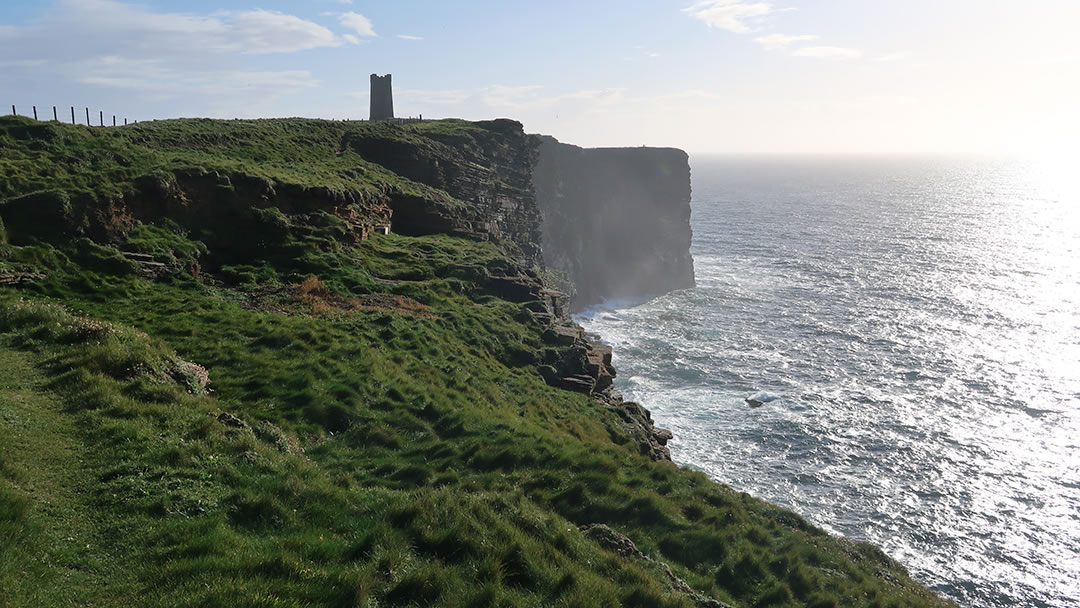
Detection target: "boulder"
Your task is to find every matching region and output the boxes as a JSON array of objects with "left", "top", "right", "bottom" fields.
[
  {"left": 215, "top": 412, "right": 248, "bottom": 430},
  {"left": 559, "top": 375, "right": 596, "bottom": 394},
  {"left": 542, "top": 323, "right": 582, "bottom": 346},
  {"left": 580, "top": 524, "right": 646, "bottom": 560},
  {"left": 653, "top": 428, "right": 674, "bottom": 446}
]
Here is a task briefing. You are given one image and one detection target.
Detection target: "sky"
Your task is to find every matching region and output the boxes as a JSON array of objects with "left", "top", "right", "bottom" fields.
[{"left": 2, "top": 0, "right": 1078, "bottom": 155}]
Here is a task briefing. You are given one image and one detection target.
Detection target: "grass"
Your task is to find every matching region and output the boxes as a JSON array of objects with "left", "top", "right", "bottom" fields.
[
  {"left": 1, "top": 116, "right": 417, "bottom": 196},
  {"left": 0, "top": 116, "right": 955, "bottom": 607}
]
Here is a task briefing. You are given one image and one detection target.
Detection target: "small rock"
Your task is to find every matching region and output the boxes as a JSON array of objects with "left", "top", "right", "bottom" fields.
[
  {"left": 653, "top": 428, "right": 674, "bottom": 446},
  {"left": 579, "top": 524, "right": 646, "bottom": 560},
  {"left": 216, "top": 412, "right": 248, "bottom": 429}
]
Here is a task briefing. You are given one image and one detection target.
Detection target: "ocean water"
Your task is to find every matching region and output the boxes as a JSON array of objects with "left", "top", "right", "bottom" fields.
[{"left": 577, "top": 157, "right": 1080, "bottom": 608}]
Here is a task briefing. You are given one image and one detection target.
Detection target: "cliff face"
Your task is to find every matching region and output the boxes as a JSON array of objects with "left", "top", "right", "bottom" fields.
[
  {"left": 345, "top": 119, "right": 544, "bottom": 267},
  {"left": 532, "top": 136, "right": 695, "bottom": 311}
]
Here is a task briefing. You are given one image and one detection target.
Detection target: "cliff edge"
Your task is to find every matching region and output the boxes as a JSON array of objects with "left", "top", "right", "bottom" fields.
[{"left": 533, "top": 136, "right": 696, "bottom": 311}]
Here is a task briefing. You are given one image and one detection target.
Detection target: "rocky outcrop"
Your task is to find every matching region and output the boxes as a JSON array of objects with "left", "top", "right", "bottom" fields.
[
  {"left": 345, "top": 119, "right": 544, "bottom": 267},
  {"left": 0, "top": 120, "right": 545, "bottom": 272},
  {"left": 525, "top": 136, "right": 688, "bottom": 458},
  {"left": 532, "top": 136, "right": 695, "bottom": 311},
  {"left": 0, "top": 271, "right": 45, "bottom": 286},
  {"left": 532, "top": 316, "right": 674, "bottom": 461},
  {"left": 580, "top": 524, "right": 732, "bottom": 608}
]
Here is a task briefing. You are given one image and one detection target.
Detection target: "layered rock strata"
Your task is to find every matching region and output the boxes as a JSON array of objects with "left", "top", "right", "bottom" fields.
[
  {"left": 345, "top": 119, "right": 544, "bottom": 266},
  {"left": 473, "top": 246, "right": 674, "bottom": 460},
  {"left": 533, "top": 136, "right": 695, "bottom": 311}
]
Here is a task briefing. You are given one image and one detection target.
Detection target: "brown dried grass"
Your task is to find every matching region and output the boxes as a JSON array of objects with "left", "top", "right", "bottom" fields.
[{"left": 298, "top": 275, "right": 330, "bottom": 298}]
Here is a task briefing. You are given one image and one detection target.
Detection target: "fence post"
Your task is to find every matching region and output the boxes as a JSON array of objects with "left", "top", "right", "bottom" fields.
[
  {"left": 124, "top": 118, "right": 127, "bottom": 125},
  {"left": 10, "top": 105, "right": 14, "bottom": 116},
  {"left": 112, "top": 115, "right": 116, "bottom": 127},
  {"left": 53, "top": 106, "right": 57, "bottom": 121},
  {"left": 71, "top": 107, "right": 75, "bottom": 124},
  {"left": 33, "top": 106, "right": 37, "bottom": 120},
  {"left": 99, "top": 111, "right": 103, "bottom": 126},
  {"left": 85, "top": 107, "right": 90, "bottom": 126}
]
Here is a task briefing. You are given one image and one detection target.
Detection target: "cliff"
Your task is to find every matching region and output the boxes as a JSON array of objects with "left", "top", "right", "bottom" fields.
[
  {"left": 533, "top": 136, "right": 696, "bottom": 311},
  {"left": 0, "top": 116, "right": 952, "bottom": 608}
]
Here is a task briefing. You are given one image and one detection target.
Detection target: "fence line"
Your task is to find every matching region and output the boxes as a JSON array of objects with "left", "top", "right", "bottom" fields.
[
  {"left": 9, "top": 104, "right": 429, "bottom": 127},
  {"left": 9, "top": 104, "right": 137, "bottom": 127}
]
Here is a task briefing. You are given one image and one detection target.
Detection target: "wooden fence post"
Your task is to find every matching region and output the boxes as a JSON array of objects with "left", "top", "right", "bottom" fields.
[
  {"left": 112, "top": 115, "right": 116, "bottom": 127},
  {"left": 85, "top": 107, "right": 90, "bottom": 126},
  {"left": 99, "top": 111, "right": 103, "bottom": 126},
  {"left": 71, "top": 107, "right": 75, "bottom": 124},
  {"left": 53, "top": 106, "right": 58, "bottom": 121},
  {"left": 33, "top": 106, "right": 37, "bottom": 120}
]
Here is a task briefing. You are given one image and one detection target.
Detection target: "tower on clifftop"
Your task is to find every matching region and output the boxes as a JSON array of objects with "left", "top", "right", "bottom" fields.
[{"left": 369, "top": 74, "right": 394, "bottom": 121}]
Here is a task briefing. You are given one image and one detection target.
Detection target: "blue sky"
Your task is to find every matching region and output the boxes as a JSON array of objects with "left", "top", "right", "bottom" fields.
[{"left": 2, "top": 0, "right": 1078, "bottom": 154}]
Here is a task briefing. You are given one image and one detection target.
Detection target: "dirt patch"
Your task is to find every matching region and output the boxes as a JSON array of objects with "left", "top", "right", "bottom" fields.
[{"left": 347, "top": 294, "right": 435, "bottom": 318}]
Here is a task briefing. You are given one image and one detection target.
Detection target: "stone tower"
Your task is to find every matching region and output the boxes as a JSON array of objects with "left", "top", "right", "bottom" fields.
[{"left": 369, "top": 74, "right": 394, "bottom": 121}]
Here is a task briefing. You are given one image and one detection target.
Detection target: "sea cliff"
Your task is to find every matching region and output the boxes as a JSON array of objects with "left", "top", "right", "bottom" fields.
[
  {"left": 533, "top": 136, "right": 696, "bottom": 311},
  {"left": 0, "top": 115, "right": 952, "bottom": 608}
]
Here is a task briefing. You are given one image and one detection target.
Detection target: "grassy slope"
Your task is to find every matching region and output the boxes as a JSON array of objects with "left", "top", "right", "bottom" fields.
[
  {"left": 0, "top": 116, "right": 953, "bottom": 608},
  {"left": 0, "top": 116, "right": 432, "bottom": 197}
]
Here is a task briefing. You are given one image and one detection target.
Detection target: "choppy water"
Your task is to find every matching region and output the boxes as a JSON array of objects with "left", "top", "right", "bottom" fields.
[{"left": 578, "top": 157, "right": 1080, "bottom": 608}]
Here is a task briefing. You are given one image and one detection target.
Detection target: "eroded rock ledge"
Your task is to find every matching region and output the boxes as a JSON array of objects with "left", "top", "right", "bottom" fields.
[
  {"left": 490, "top": 269, "right": 675, "bottom": 461},
  {"left": 541, "top": 324, "right": 675, "bottom": 461}
]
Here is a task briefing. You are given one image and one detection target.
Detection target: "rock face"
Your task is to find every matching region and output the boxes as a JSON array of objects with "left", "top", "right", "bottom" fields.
[
  {"left": 532, "top": 136, "right": 695, "bottom": 311},
  {"left": 345, "top": 119, "right": 544, "bottom": 267},
  {"left": 532, "top": 316, "right": 674, "bottom": 461}
]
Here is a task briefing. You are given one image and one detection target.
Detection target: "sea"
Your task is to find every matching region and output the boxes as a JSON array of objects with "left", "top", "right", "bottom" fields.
[{"left": 577, "top": 156, "right": 1080, "bottom": 608}]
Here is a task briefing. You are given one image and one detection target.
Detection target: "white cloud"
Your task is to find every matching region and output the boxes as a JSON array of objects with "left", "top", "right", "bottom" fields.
[
  {"left": 0, "top": 0, "right": 336, "bottom": 110},
  {"left": 792, "top": 46, "right": 862, "bottom": 58},
  {"left": 79, "top": 63, "right": 319, "bottom": 97},
  {"left": 343, "top": 34, "right": 360, "bottom": 45},
  {"left": 683, "top": 0, "right": 773, "bottom": 34},
  {"left": 0, "top": 0, "right": 343, "bottom": 56},
  {"left": 754, "top": 33, "right": 817, "bottom": 50},
  {"left": 339, "top": 12, "right": 375, "bottom": 37},
  {"left": 398, "top": 35, "right": 423, "bottom": 41},
  {"left": 878, "top": 52, "right": 907, "bottom": 62},
  {"left": 225, "top": 9, "right": 341, "bottom": 54}
]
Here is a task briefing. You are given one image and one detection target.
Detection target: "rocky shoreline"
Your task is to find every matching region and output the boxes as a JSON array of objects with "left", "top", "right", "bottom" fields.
[{"left": 480, "top": 263, "right": 676, "bottom": 461}]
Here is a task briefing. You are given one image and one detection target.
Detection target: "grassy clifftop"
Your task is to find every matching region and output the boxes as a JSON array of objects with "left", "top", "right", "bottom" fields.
[
  {"left": 0, "top": 116, "right": 952, "bottom": 607},
  {"left": 0, "top": 115, "right": 477, "bottom": 197}
]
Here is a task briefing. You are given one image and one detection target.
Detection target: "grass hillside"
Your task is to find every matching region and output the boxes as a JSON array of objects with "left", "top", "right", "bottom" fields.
[{"left": 0, "top": 116, "right": 953, "bottom": 607}]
